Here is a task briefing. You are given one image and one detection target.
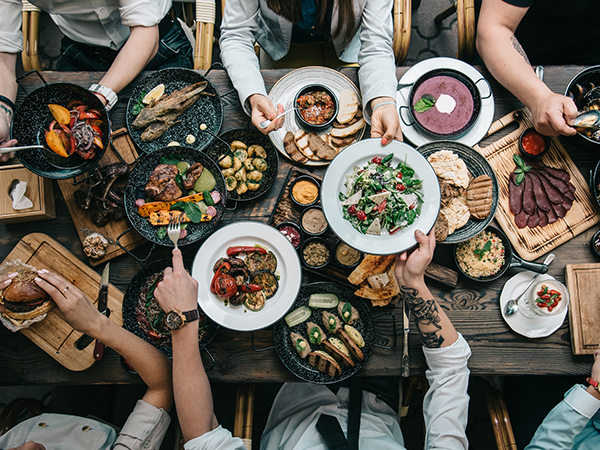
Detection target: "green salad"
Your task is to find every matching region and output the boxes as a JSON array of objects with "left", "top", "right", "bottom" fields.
[{"left": 339, "top": 153, "right": 423, "bottom": 235}]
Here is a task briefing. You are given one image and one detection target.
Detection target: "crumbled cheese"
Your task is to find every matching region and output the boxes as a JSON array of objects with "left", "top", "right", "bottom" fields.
[
  {"left": 367, "top": 191, "right": 390, "bottom": 205},
  {"left": 341, "top": 190, "right": 362, "bottom": 206},
  {"left": 366, "top": 218, "right": 382, "bottom": 235}
]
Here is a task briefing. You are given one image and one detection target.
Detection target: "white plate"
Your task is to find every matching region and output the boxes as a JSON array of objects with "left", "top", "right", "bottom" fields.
[
  {"left": 321, "top": 139, "right": 441, "bottom": 255},
  {"left": 500, "top": 272, "right": 568, "bottom": 338},
  {"left": 192, "top": 222, "right": 302, "bottom": 331},
  {"left": 268, "top": 66, "right": 365, "bottom": 166},
  {"left": 396, "top": 57, "right": 495, "bottom": 147}
]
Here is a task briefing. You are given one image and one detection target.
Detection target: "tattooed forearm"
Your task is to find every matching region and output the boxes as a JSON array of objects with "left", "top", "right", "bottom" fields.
[
  {"left": 401, "top": 286, "right": 444, "bottom": 348},
  {"left": 509, "top": 34, "right": 530, "bottom": 64},
  {"left": 0, "top": 103, "right": 12, "bottom": 117}
]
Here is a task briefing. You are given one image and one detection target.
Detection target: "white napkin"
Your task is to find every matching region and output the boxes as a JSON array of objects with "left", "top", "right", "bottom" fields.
[{"left": 10, "top": 181, "right": 33, "bottom": 210}]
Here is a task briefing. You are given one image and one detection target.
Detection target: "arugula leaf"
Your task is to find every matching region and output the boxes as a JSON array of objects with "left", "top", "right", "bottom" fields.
[
  {"left": 132, "top": 90, "right": 147, "bottom": 116},
  {"left": 157, "top": 227, "right": 167, "bottom": 239},
  {"left": 413, "top": 94, "right": 436, "bottom": 113},
  {"left": 473, "top": 240, "right": 492, "bottom": 260},
  {"left": 160, "top": 154, "right": 183, "bottom": 165}
]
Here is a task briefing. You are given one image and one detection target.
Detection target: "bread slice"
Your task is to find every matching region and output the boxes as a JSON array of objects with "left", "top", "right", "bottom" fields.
[
  {"left": 284, "top": 131, "right": 308, "bottom": 163},
  {"left": 322, "top": 339, "right": 354, "bottom": 368},
  {"left": 331, "top": 118, "right": 365, "bottom": 138},
  {"left": 467, "top": 174, "right": 493, "bottom": 219},
  {"left": 337, "top": 90, "right": 359, "bottom": 124},
  {"left": 307, "top": 132, "right": 337, "bottom": 160},
  {"left": 331, "top": 133, "right": 357, "bottom": 147},
  {"left": 307, "top": 351, "right": 342, "bottom": 377},
  {"left": 290, "top": 332, "right": 311, "bottom": 359},
  {"left": 294, "top": 130, "right": 318, "bottom": 160},
  {"left": 337, "top": 301, "right": 360, "bottom": 325},
  {"left": 337, "top": 329, "right": 364, "bottom": 362}
]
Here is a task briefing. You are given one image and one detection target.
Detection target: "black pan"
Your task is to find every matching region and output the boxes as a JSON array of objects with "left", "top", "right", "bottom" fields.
[
  {"left": 126, "top": 68, "right": 223, "bottom": 153},
  {"left": 122, "top": 258, "right": 218, "bottom": 357},
  {"left": 11, "top": 81, "right": 109, "bottom": 179},
  {"left": 204, "top": 128, "right": 279, "bottom": 202},
  {"left": 565, "top": 65, "right": 600, "bottom": 145},
  {"left": 454, "top": 225, "right": 549, "bottom": 282},
  {"left": 273, "top": 281, "right": 374, "bottom": 384},
  {"left": 124, "top": 146, "right": 226, "bottom": 247}
]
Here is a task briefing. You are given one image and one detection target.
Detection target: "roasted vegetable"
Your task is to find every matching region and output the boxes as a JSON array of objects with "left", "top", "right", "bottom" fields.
[{"left": 138, "top": 192, "right": 205, "bottom": 217}]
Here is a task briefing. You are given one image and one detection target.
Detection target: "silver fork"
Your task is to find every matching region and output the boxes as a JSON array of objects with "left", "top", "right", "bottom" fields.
[{"left": 167, "top": 216, "right": 181, "bottom": 249}]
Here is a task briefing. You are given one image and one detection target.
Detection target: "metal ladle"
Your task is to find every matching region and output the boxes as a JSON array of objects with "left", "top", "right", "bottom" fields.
[
  {"left": 0, "top": 145, "right": 46, "bottom": 155},
  {"left": 504, "top": 253, "right": 555, "bottom": 316},
  {"left": 259, "top": 107, "right": 298, "bottom": 129}
]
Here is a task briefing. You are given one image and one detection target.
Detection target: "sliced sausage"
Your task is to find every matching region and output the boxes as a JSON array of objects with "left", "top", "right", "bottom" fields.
[
  {"left": 538, "top": 209, "right": 548, "bottom": 227},
  {"left": 529, "top": 172, "right": 552, "bottom": 212},
  {"left": 527, "top": 208, "right": 540, "bottom": 228},
  {"left": 533, "top": 170, "right": 565, "bottom": 204},
  {"left": 552, "top": 202, "right": 567, "bottom": 218},
  {"left": 546, "top": 207, "right": 558, "bottom": 224},
  {"left": 522, "top": 174, "right": 537, "bottom": 215},
  {"left": 515, "top": 210, "right": 529, "bottom": 229},
  {"left": 509, "top": 171, "right": 524, "bottom": 215}
]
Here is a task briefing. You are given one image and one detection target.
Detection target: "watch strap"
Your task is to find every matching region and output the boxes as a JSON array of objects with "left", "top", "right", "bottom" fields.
[
  {"left": 587, "top": 377, "right": 600, "bottom": 390},
  {"left": 183, "top": 309, "right": 200, "bottom": 323},
  {"left": 89, "top": 84, "right": 118, "bottom": 110}
]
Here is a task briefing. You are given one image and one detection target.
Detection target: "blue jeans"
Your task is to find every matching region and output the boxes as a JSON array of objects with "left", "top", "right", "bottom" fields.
[{"left": 56, "top": 19, "right": 193, "bottom": 71}]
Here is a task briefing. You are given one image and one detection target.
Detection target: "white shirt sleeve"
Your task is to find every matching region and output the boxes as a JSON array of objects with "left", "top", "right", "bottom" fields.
[
  {"left": 113, "top": 400, "right": 171, "bottom": 450},
  {"left": 0, "top": 0, "right": 24, "bottom": 53},
  {"left": 422, "top": 333, "right": 472, "bottom": 450},
  {"left": 118, "top": 0, "right": 171, "bottom": 28},
  {"left": 184, "top": 425, "right": 247, "bottom": 450}
]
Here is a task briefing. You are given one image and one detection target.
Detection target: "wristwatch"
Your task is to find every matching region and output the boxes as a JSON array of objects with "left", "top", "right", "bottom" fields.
[
  {"left": 586, "top": 377, "right": 600, "bottom": 393},
  {"left": 165, "top": 308, "right": 200, "bottom": 330},
  {"left": 88, "top": 84, "right": 118, "bottom": 111}
]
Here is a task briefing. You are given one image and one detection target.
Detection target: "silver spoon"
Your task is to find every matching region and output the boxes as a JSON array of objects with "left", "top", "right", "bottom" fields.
[
  {"left": 504, "top": 253, "right": 555, "bottom": 316},
  {"left": 259, "top": 107, "right": 298, "bottom": 129},
  {"left": 0, "top": 145, "right": 46, "bottom": 154}
]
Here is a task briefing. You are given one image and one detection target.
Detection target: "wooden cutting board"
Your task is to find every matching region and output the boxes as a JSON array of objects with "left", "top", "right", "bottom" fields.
[
  {"left": 57, "top": 128, "right": 145, "bottom": 266},
  {"left": 566, "top": 263, "right": 600, "bottom": 355},
  {"left": 475, "top": 108, "right": 600, "bottom": 260},
  {"left": 2, "top": 233, "right": 124, "bottom": 370}
]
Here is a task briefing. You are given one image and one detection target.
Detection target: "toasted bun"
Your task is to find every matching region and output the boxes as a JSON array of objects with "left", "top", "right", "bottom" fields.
[
  {"left": 0, "top": 270, "right": 54, "bottom": 321},
  {"left": 337, "top": 329, "right": 364, "bottom": 362},
  {"left": 1, "top": 299, "right": 54, "bottom": 321}
]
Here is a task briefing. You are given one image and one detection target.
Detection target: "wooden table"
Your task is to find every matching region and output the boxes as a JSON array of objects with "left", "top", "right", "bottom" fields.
[{"left": 0, "top": 66, "right": 598, "bottom": 386}]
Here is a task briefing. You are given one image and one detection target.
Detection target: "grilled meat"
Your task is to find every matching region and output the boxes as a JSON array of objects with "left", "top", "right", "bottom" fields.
[
  {"left": 183, "top": 163, "right": 204, "bottom": 189},
  {"left": 145, "top": 164, "right": 182, "bottom": 202}
]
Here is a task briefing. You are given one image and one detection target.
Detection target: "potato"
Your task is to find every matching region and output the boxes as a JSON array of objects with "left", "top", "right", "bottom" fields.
[
  {"left": 231, "top": 140, "right": 247, "bottom": 151},
  {"left": 248, "top": 170, "right": 263, "bottom": 182},
  {"left": 219, "top": 155, "right": 232, "bottom": 168},
  {"left": 236, "top": 181, "right": 248, "bottom": 195}
]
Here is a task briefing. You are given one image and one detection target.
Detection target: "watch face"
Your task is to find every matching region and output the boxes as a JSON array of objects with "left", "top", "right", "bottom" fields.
[{"left": 166, "top": 311, "right": 184, "bottom": 330}]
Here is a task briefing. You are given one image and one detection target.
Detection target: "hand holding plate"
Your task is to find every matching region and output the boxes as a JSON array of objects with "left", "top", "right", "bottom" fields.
[
  {"left": 395, "top": 229, "right": 436, "bottom": 290},
  {"left": 370, "top": 97, "right": 403, "bottom": 144}
]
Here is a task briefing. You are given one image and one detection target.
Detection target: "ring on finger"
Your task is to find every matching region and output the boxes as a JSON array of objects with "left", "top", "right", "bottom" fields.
[{"left": 61, "top": 286, "right": 70, "bottom": 295}]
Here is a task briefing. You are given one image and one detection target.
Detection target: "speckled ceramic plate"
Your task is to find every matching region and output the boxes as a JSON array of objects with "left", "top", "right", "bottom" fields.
[
  {"left": 268, "top": 66, "right": 365, "bottom": 166},
  {"left": 122, "top": 258, "right": 218, "bottom": 357},
  {"left": 11, "top": 83, "right": 109, "bottom": 179},
  {"left": 273, "top": 281, "right": 374, "bottom": 384},
  {"left": 416, "top": 141, "right": 499, "bottom": 243},
  {"left": 204, "top": 128, "right": 279, "bottom": 202},
  {"left": 124, "top": 146, "right": 226, "bottom": 246},
  {"left": 126, "top": 68, "right": 223, "bottom": 153}
]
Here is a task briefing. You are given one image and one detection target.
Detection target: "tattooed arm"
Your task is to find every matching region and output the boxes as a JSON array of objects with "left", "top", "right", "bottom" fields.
[
  {"left": 476, "top": 0, "right": 577, "bottom": 136},
  {"left": 0, "top": 53, "right": 18, "bottom": 162}
]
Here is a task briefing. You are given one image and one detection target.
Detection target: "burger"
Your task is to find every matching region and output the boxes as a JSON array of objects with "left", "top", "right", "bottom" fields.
[{"left": 0, "top": 270, "right": 54, "bottom": 320}]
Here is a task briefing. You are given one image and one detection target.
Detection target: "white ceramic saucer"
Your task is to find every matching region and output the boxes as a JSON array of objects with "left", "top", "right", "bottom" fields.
[
  {"left": 500, "top": 272, "right": 568, "bottom": 338},
  {"left": 396, "top": 57, "right": 495, "bottom": 147}
]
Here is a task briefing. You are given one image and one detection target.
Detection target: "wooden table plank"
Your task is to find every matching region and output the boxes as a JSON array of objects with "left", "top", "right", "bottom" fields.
[{"left": 1, "top": 66, "right": 598, "bottom": 385}]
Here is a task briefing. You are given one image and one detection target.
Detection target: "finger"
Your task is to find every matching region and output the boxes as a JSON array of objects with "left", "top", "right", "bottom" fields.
[
  {"left": 0, "top": 272, "right": 18, "bottom": 288},
  {"left": 172, "top": 249, "right": 185, "bottom": 272},
  {"left": 36, "top": 270, "right": 70, "bottom": 292},
  {"left": 0, "top": 139, "right": 17, "bottom": 148},
  {"left": 34, "top": 275, "right": 67, "bottom": 306}
]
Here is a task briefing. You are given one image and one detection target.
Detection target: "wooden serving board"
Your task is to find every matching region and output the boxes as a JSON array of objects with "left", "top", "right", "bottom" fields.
[
  {"left": 475, "top": 108, "right": 600, "bottom": 260},
  {"left": 566, "top": 263, "right": 600, "bottom": 355},
  {"left": 2, "top": 233, "right": 124, "bottom": 371},
  {"left": 57, "top": 128, "right": 145, "bottom": 266},
  {"left": 269, "top": 167, "right": 459, "bottom": 288}
]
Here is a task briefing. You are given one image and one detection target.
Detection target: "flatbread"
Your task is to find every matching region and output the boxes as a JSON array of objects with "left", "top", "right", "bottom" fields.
[
  {"left": 337, "top": 89, "right": 359, "bottom": 124},
  {"left": 348, "top": 254, "right": 395, "bottom": 286},
  {"left": 428, "top": 150, "right": 470, "bottom": 189}
]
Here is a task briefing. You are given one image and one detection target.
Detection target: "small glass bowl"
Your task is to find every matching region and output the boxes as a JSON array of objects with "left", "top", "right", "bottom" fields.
[
  {"left": 290, "top": 175, "right": 320, "bottom": 207},
  {"left": 294, "top": 84, "right": 339, "bottom": 132},
  {"left": 333, "top": 240, "right": 363, "bottom": 269},
  {"left": 519, "top": 127, "right": 550, "bottom": 159},
  {"left": 300, "top": 206, "right": 329, "bottom": 236},
  {"left": 591, "top": 230, "right": 600, "bottom": 257},
  {"left": 300, "top": 237, "right": 332, "bottom": 269},
  {"left": 275, "top": 222, "right": 303, "bottom": 250},
  {"left": 525, "top": 279, "right": 569, "bottom": 317}
]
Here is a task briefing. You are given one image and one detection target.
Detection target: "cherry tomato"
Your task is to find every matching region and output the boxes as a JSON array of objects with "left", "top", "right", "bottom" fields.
[
  {"left": 548, "top": 306, "right": 554, "bottom": 312},
  {"left": 357, "top": 210, "right": 367, "bottom": 221},
  {"left": 396, "top": 184, "right": 405, "bottom": 191},
  {"left": 91, "top": 125, "right": 102, "bottom": 137},
  {"left": 376, "top": 199, "right": 387, "bottom": 213},
  {"left": 348, "top": 205, "right": 357, "bottom": 216},
  {"left": 396, "top": 172, "right": 403, "bottom": 179},
  {"left": 409, "top": 204, "right": 415, "bottom": 210},
  {"left": 215, "top": 274, "right": 238, "bottom": 299},
  {"left": 371, "top": 157, "right": 382, "bottom": 164}
]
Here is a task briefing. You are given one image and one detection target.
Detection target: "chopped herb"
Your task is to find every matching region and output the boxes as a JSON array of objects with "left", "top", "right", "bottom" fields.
[
  {"left": 413, "top": 94, "right": 436, "bottom": 113},
  {"left": 473, "top": 240, "right": 492, "bottom": 260}
]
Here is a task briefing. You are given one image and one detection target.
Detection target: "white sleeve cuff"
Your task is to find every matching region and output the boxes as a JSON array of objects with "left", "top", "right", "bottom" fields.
[
  {"left": 422, "top": 333, "right": 472, "bottom": 370},
  {"left": 184, "top": 425, "right": 246, "bottom": 450},
  {"left": 564, "top": 384, "right": 600, "bottom": 419}
]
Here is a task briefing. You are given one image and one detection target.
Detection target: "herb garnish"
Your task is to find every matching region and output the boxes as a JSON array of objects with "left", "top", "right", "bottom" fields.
[
  {"left": 473, "top": 240, "right": 492, "bottom": 260},
  {"left": 132, "top": 90, "right": 147, "bottom": 116},
  {"left": 413, "top": 94, "right": 436, "bottom": 113},
  {"left": 513, "top": 154, "right": 531, "bottom": 186}
]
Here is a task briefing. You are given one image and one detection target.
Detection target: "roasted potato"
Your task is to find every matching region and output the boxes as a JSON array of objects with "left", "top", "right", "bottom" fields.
[
  {"left": 248, "top": 170, "right": 263, "bottom": 182},
  {"left": 247, "top": 181, "right": 260, "bottom": 191},
  {"left": 222, "top": 168, "right": 235, "bottom": 177},
  {"left": 232, "top": 156, "right": 242, "bottom": 172},
  {"left": 243, "top": 158, "right": 255, "bottom": 171},
  {"left": 233, "top": 149, "right": 248, "bottom": 162},
  {"left": 235, "top": 167, "right": 247, "bottom": 182},
  {"left": 225, "top": 176, "right": 237, "bottom": 191},
  {"left": 248, "top": 145, "right": 266, "bottom": 158},
  {"left": 253, "top": 158, "right": 267, "bottom": 172},
  {"left": 231, "top": 141, "right": 247, "bottom": 151},
  {"left": 219, "top": 155, "right": 232, "bottom": 168},
  {"left": 236, "top": 181, "right": 248, "bottom": 195}
]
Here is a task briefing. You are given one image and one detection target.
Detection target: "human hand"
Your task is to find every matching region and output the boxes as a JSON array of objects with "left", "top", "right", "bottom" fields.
[
  {"left": 0, "top": 112, "right": 17, "bottom": 163},
  {"left": 592, "top": 344, "right": 600, "bottom": 383},
  {"left": 529, "top": 92, "right": 578, "bottom": 136},
  {"left": 154, "top": 249, "right": 198, "bottom": 313},
  {"left": 249, "top": 94, "right": 284, "bottom": 135},
  {"left": 394, "top": 229, "right": 435, "bottom": 289},
  {"left": 370, "top": 97, "right": 402, "bottom": 145},
  {"left": 0, "top": 272, "right": 18, "bottom": 313},
  {"left": 9, "top": 441, "right": 46, "bottom": 450},
  {"left": 33, "top": 270, "right": 105, "bottom": 336}
]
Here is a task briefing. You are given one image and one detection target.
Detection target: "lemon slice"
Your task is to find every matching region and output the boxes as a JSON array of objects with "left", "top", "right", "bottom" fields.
[{"left": 142, "top": 84, "right": 165, "bottom": 104}]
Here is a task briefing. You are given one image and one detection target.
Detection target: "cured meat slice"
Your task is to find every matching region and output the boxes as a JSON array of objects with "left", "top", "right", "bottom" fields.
[
  {"left": 529, "top": 172, "right": 552, "bottom": 211},
  {"left": 522, "top": 174, "right": 536, "bottom": 215},
  {"left": 552, "top": 202, "right": 567, "bottom": 218},
  {"left": 529, "top": 162, "right": 571, "bottom": 182},
  {"left": 562, "top": 197, "right": 573, "bottom": 210},
  {"left": 527, "top": 208, "right": 540, "bottom": 228},
  {"left": 515, "top": 210, "right": 529, "bottom": 229},
  {"left": 546, "top": 207, "right": 558, "bottom": 224},
  {"left": 569, "top": 182, "right": 576, "bottom": 192},
  {"left": 538, "top": 209, "right": 548, "bottom": 227},
  {"left": 564, "top": 189, "right": 575, "bottom": 201},
  {"left": 509, "top": 172, "right": 524, "bottom": 215},
  {"left": 533, "top": 170, "right": 565, "bottom": 204}
]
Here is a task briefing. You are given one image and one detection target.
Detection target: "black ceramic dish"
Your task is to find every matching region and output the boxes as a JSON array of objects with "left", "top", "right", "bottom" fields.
[
  {"left": 454, "top": 226, "right": 549, "bottom": 282},
  {"left": 416, "top": 141, "right": 499, "bottom": 243},
  {"left": 124, "top": 146, "right": 226, "bottom": 247},
  {"left": 204, "top": 128, "right": 279, "bottom": 202},
  {"left": 11, "top": 83, "right": 109, "bottom": 179},
  {"left": 126, "top": 68, "right": 223, "bottom": 153},
  {"left": 300, "top": 206, "right": 328, "bottom": 236},
  {"left": 519, "top": 127, "right": 549, "bottom": 159},
  {"left": 290, "top": 174, "right": 320, "bottom": 207},
  {"left": 591, "top": 159, "right": 600, "bottom": 210},
  {"left": 122, "top": 258, "right": 218, "bottom": 358},
  {"left": 300, "top": 237, "right": 332, "bottom": 269},
  {"left": 294, "top": 84, "right": 339, "bottom": 132},
  {"left": 408, "top": 68, "right": 481, "bottom": 138},
  {"left": 273, "top": 281, "right": 374, "bottom": 384},
  {"left": 591, "top": 230, "right": 600, "bottom": 257},
  {"left": 275, "top": 221, "right": 304, "bottom": 250},
  {"left": 565, "top": 65, "right": 600, "bottom": 144},
  {"left": 333, "top": 240, "right": 364, "bottom": 269}
]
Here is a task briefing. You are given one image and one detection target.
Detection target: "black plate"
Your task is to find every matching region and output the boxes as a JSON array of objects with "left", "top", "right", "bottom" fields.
[
  {"left": 417, "top": 141, "right": 499, "bottom": 243},
  {"left": 124, "top": 146, "right": 226, "bottom": 247},
  {"left": 565, "top": 65, "right": 600, "bottom": 145},
  {"left": 273, "top": 281, "right": 373, "bottom": 384},
  {"left": 122, "top": 258, "right": 218, "bottom": 357},
  {"left": 204, "top": 128, "right": 279, "bottom": 202},
  {"left": 11, "top": 83, "right": 109, "bottom": 179},
  {"left": 126, "top": 68, "right": 223, "bottom": 153}
]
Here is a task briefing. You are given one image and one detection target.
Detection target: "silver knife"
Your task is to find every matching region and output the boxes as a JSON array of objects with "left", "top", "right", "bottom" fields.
[
  {"left": 93, "top": 263, "right": 110, "bottom": 361},
  {"left": 401, "top": 297, "right": 410, "bottom": 377}
]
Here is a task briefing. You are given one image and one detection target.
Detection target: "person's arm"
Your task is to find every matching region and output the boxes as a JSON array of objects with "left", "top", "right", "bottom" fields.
[
  {"left": 525, "top": 345, "right": 600, "bottom": 450},
  {"left": 476, "top": 0, "right": 577, "bottom": 136},
  {"left": 0, "top": 53, "right": 18, "bottom": 161},
  {"left": 358, "top": 0, "right": 402, "bottom": 144},
  {"left": 32, "top": 270, "right": 172, "bottom": 412}
]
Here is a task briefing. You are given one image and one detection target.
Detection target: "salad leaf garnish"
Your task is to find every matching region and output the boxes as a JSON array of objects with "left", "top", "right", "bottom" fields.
[
  {"left": 413, "top": 94, "right": 436, "bottom": 113},
  {"left": 473, "top": 240, "right": 492, "bottom": 260},
  {"left": 132, "top": 90, "right": 147, "bottom": 116},
  {"left": 160, "top": 154, "right": 183, "bottom": 165},
  {"left": 513, "top": 154, "right": 531, "bottom": 186}
]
